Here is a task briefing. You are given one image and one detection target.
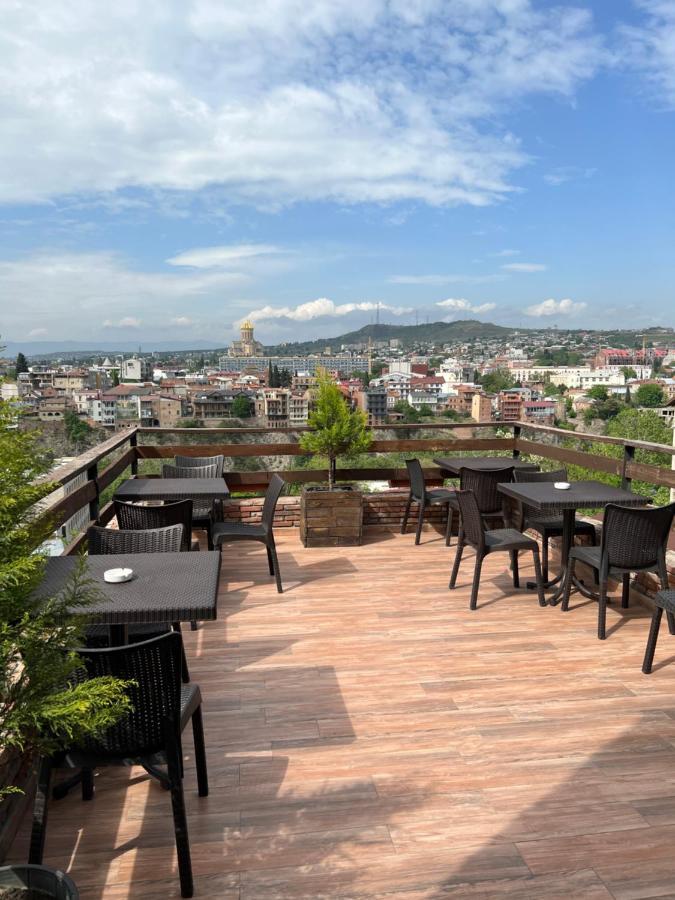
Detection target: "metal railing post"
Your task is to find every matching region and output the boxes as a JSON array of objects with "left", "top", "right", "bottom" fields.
[
  {"left": 87, "top": 461, "right": 100, "bottom": 523},
  {"left": 512, "top": 424, "right": 521, "bottom": 458},
  {"left": 130, "top": 430, "right": 138, "bottom": 476},
  {"left": 621, "top": 444, "right": 635, "bottom": 491}
]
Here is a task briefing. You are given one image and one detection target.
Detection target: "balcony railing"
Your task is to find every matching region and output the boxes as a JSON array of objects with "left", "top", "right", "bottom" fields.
[{"left": 36, "top": 420, "right": 675, "bottom": 557}]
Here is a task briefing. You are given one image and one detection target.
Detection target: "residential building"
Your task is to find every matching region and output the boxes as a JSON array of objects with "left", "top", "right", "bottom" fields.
[
  {"left": 121, "top": 357, "right": 152, "bottom": 382},
  {"left": 256, "top": 388, "right": 290, "bottom": 428},
  {"left": 522, "top": 399, "right": 557, "bottom": 425},
  {"left": 219, "top": 355, "right": 368, "bottom": 376},
  {"left": 362, "top": 385, "right": 388, "bottom": 424},
  {"left": 471, "top": 393, "right": 494, "bottom": 422},
  {"left": 192, "top": 389, "right": 255, "bottom": 420}
]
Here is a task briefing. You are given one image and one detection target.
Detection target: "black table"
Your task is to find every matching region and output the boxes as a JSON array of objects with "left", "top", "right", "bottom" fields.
[
  {"left": 114, "top": 477, "right": 229, "bottom": 504},
  {"left": 37, "top": 551, "right": 220, "bottom": 644},
  {"left": 434, "top": 457, "right": 539, "bottom": 477},
  {"left": 498, "top": 480, "right": 649, "bottom": 604}
]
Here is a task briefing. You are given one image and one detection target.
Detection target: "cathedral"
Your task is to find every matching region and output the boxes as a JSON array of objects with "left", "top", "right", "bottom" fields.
[{"left": 229, "top": 319, "right": 264, "bottom": 357}]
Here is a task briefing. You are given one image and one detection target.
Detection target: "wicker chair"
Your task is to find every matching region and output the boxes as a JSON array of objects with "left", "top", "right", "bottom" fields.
[
  {"left": 513, "top": 468, "right": 597, "bottom": 581},
  {"left": 211, "top": 474, "right": 286, "bottom": 593},
  {"left": 162, "top": 461, "right": 224, "bottom": 550},
  {"left": 87, "top": 524, "right": 190, "bottom": 682},
  {"left": 401, "top": 458, "right": 456, "bottom": 545},
  {"left": 29, "top": 632, "right": 207, "bottom": 899},
  {"left": 449, "top": 489, "right": 546, "bottom": 609},
  {"left": 561, "top": 501, "right": 675, "bottom": 642},
  {"left": 114, "top": 498, "right": 199, "bottom": 628}
]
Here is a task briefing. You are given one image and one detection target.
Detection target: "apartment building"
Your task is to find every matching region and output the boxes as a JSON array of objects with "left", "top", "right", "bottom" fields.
[{"left": 256, "top": 388, "right": 290, "bottom": 428}]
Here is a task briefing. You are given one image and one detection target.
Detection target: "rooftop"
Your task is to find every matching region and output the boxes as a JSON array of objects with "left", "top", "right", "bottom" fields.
[{"left": 12, "top": 527, "right": 675, "bottom": 897}]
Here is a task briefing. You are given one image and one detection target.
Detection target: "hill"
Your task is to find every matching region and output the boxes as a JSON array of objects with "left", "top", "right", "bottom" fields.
[{"left": 265, "top": 320, "right": 516, "bottom": 353}]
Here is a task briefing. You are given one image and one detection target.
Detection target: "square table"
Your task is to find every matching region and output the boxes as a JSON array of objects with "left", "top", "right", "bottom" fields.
[
  {"left": 114, "top": 477, "right": 229, "bottom": 504},
  {"left": 433, "top": 457, "right": 540, "bottom": 477},
  {"left": 497, "top": 480, "right": 649, "bottom": 604},
  {"left": 35, "top": 551, "right": 221, "bottom": 644}
]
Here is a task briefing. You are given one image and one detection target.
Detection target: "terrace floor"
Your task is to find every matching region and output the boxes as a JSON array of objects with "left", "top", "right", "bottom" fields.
[{"left": 12, "top": 528, "right": 675, "bottom": 899}]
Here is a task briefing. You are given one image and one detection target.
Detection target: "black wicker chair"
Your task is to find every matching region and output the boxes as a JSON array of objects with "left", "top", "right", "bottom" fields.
[
  {"left": 29, "top": 632, "right": 207, "bottom": 899},
  {"left": 114, "top": 499, "right": 199, "bottom": 629},
  {"left": 162, "top": 461, "right": 224, "bottom": 550},
  {"left": 401, "top": 458, "right": 456, "bottom": 545},
  {"left": 561, "top": 501, "right": 675, "bottom": 642},
  {"left": 211, "top": 474, "right": 286, "bottom": 593},
  {"left": 449, "top": 489, "right": 546, "bottom": 609},
  {"left": 513, "top": 468, "right": 597, "bottom": 581},
  {"left": 87, "top": 524, "right": 190, "bottom": 682}
]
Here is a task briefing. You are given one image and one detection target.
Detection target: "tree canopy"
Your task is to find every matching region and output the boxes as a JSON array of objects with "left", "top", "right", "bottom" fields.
[
  {"left": 479, "top": 368, "right": 515, "bottom": 393},
  {"left": 634, "top": 384, "right": 665, "bottom": 408}
]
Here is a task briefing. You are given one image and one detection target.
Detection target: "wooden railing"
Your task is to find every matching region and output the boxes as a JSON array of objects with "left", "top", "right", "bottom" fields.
[{"left": 36, "top": 420, "right": 675, "bottom": 555}]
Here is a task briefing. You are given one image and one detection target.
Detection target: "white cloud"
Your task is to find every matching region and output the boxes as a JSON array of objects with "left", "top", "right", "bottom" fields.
[
  {"left": 0, "top": 1, "right": 603, "bottom": 208},
  {"left": 167, "top": 244, "right": 283, "bottom": 268},
  {"left": 389, "top": 273, "right": 505, "bottom": 285},
  {"left": 0, "top": 251, "right": 247, "bottom": 340},
  {"left": 544, "top": 166, "right": 596, "bottom": 186},
  {"left": 493, "top": 249, "right": 520, "bottom": 257},
  {"left": 620, "top": 1, "right": 675, "bottom": 107},
  {"left": 245, "top": 298, "right": 413, "bottom": 322},
  {"left": 524, "top": 298, "right": 587, "bottom": 317},
  {"left": 28, "top": 327, "right": 47, "bottom": 337},
  {"left": 170, "top": 316, "right": 193, "bottom": 326},
  {"left": 436, "top": 297, "right": 496, "bottom": 314},
  {"left": 502, "top": 262, "right": 547, "bottom": 272},
  {"left": 103, "top": 317, "right": 142, "bottom": 328}
]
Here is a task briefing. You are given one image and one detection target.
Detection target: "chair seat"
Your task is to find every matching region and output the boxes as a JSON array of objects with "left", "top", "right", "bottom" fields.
[
  {"left": 212, "top": 521, "right": 267, "bottom": 544},
  {"left": 485, "top": 528, "right": 539, "bottom": 552},
  {"left": 427, "top": 488, "right": 456, "bottom": 505},
  {"left": 569, "top": 545, "right": 602, "bottom": 569},
  {"left": 180, "top": 683, "right": 202, "bottom": 730},
  {"left": 526, "top": 515, "right": 596, "bottom": 537}
]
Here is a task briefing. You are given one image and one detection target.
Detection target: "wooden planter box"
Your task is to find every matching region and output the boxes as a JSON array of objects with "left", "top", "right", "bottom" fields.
[
  {"left": 0, "top": 748, "right": 35, "bottom": 861},
  {"left": 300, "top": 487, "right": 363, "bottom": 547}
]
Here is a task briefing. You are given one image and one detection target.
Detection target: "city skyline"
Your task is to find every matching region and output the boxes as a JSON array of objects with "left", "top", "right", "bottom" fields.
[{"left": 2, "top": 0, "right": 675, "bottom": 344}]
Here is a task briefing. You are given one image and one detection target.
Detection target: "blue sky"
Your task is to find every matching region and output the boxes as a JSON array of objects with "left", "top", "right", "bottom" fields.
[{"left": 1, "top": 0, "right": 674, "bottom": 347}]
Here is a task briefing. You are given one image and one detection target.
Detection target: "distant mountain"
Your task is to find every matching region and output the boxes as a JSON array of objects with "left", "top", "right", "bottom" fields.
[
  {"left": 2, "top": 340, "right": 226, "bottom": 359},
  {"left": 265, "top": 319, "right": 517, "bottom": 353}
]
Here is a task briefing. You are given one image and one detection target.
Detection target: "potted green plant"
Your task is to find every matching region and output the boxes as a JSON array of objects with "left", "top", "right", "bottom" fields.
[
  {"left": 0, "top": 399, "right": 131, "bottom": 895},
  {"left": 298, "top": 372, "right": 372, "bottom": 547}
]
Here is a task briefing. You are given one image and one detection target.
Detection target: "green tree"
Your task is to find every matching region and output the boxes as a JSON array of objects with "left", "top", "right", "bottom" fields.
[
  {"left": 392, "top": 399, "right": 421, "bottom": 423},
  {"left": 111, "top": 369, "right": 120, "bottom": 387},
  {"left": 64, "top": 409, "right": 92, "bottom": 450},
  {"left": 479, "top": 368, "right": 515, "bottom": 394},
  {"left": 586, "top": 385, "right": 609, "bottom": 402},
  {"left": 15, "top": 352, "right": 29, "bottom": 375},
  {"left": 0, "top": 400, "right": 131, "bottom": 797},
  {"left": 621, "top": 366, "right": 638, "bottom": 382},
  {"left": 299, "top": 371, "right": 371, "bottom": 488},
  {"left": 634, "top": 384, "right": 665, "bottom": 408},
  {"left": 231, "top": 395, "right": 253, "bottom": 418}
]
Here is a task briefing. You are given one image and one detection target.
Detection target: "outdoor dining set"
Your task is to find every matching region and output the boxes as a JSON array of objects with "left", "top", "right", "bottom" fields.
[
  {"left": 25, "top": 450, "right": 675, "bottom": 898},
  {"left": 28, "top": 454, "right": 287, "bottom": 898},
  {"left": 402, "top": 454, "right": 675, "bottom": 666}
]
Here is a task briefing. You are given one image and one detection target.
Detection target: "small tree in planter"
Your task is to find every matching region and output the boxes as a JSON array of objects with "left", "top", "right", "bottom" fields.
[
  {"left": 298, "top": 373, "right": 371, "bottom": 546},
  {"left": 0, "top": 399, "right": 131, "bottom": 884}
]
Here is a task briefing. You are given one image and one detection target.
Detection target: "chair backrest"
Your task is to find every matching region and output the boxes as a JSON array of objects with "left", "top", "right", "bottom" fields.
[
  {"left": 162, "top": 462, "right": 220, "bottom": 479},
  {"left": 74, "top": 632, "right": 183, "bottom": 757},
  {"left": 459, "top": 466, "right": 514, "bottom": 514},
  {"left": 513, "top": 467, "right": 566, "bottom": 483},
  {"left": 601, "top": 502, "right": 675, "bottom": 571},
  {"left": 175, "top": 454, "right": 224, "bottom": 477},
  {"left": 455, "top": 490, "right": 486, "bottom": 549},
  {"left": 405, "top": 458, "right": 426, "bottom": 500},
  {"left": 87, "top": 524, "right": 184, "bottom": 555},
  {"left": 114, "top": 499, "right": 193, "bottom": 552},
  {"left": 262, "top": 474, "right": 286, "bottom": 530}
]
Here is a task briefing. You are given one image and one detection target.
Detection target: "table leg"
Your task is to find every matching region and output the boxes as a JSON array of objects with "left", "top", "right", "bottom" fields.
[{"left": 547, "top": 509, "right": 575, "bottom": 606}]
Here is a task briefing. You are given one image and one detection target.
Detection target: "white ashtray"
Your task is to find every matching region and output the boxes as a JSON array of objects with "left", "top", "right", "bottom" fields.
[
  {"left": 104, "top": 568, "right": 134, "bottom": 584},
  {"left": 554, "top": 482, "right": 571, "bottom": 490}
]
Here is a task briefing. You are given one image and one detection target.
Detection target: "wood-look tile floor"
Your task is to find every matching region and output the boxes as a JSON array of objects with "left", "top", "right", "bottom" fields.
[{"left": 11, "top": 529, "right": 675, "bottom": 899}]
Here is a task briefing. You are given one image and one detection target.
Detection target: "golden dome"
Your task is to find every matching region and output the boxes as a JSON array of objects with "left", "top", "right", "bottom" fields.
[{"left": 241, "top": 319, "right": 254, "bottom": 330}]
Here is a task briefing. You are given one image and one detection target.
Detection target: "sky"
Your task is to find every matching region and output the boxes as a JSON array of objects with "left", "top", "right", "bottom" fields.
[{"left": 1, "top": 0, "right": 675, "bottom": 348}]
